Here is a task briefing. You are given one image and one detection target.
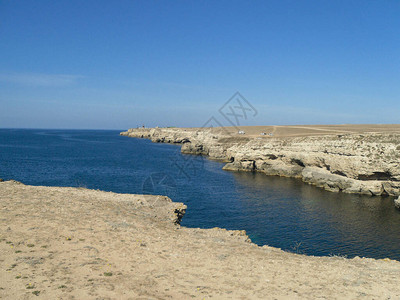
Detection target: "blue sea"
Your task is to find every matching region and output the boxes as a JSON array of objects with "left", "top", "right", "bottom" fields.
[{"left": 1, "top": 129, "right": 399, "bottom": 260}]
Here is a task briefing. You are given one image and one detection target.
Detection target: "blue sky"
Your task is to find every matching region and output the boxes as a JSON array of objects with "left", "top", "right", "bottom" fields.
[{"left": 1, "top": 0, "right": 399, "bottom": 129}]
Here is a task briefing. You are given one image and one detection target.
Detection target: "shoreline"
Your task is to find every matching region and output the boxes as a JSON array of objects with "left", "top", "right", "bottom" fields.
[
  {"left": 121, "top": 125, "right": 400, "bottom": 199},
  {"left": 1, "top": 180, "right": 400, "bottom": 298}
]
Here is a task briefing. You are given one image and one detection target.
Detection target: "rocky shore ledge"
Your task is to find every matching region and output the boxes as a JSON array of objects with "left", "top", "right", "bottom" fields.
[
  {"left": 1, "top": 180, "right": 400, "bottom": 299},
  {"left": 121, "top": 125, "right": 400, "bottom": 197}
]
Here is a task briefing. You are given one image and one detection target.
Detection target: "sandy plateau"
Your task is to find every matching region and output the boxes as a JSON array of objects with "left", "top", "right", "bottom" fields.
[{"left": 1, "top": 180, "right": 400, "bottom": 299}]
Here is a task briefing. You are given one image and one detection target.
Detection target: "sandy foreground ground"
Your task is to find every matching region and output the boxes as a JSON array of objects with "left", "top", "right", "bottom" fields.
[{"left": 1, "top": 181, "right": 400, "bottom": 299}]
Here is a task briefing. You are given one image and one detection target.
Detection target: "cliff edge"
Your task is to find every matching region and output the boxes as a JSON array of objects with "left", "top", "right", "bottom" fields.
[
  {"left": 121, "top": 125, "right": 400, "bottom": 197},
  {"left": 2, "top": 180, "right": 400, "bottom": 298}
]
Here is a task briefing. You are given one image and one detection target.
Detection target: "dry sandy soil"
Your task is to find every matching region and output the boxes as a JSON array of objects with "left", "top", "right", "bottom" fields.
[
  {"left": 183, "top": 124, "right": 400, "bottom": 138},
  {"left": 1, "top": 180, "right": 400, "bottom": 299}
]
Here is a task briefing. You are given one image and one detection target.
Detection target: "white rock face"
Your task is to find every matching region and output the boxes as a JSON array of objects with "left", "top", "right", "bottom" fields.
[
  {"left": 121, "top": 128, "right": 400, "bottom": 197},
  {"left": 395, "top": 197, "right": 400, "bottom": 209}
]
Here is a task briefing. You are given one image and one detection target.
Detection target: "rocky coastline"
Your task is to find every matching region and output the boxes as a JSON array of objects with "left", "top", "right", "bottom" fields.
[{"left": 121, "top": 126, "right": 400, "bottom": 198}]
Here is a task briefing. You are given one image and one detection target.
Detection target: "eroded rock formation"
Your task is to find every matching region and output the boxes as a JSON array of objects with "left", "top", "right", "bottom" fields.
[{"left": 121, "top": 128, "right": 400, "bottom": 197}]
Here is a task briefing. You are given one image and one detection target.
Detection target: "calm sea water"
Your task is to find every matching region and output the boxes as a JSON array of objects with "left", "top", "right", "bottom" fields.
[{"left": 1, "top": 129, "right": 399, "bottom": 260}]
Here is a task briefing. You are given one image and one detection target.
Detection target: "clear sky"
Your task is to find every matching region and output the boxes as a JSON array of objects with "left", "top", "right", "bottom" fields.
[{"left": 1, "top": 0, "right": 399, "bottom": 129}]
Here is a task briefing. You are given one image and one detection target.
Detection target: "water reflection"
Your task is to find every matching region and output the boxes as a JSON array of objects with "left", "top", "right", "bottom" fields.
[{"left": 231, "top": 172, "right": 400, "bottom": 259}]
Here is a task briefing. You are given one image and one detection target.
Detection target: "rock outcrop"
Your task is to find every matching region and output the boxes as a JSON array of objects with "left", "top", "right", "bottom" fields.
[
  {"left": 121, "top": 128, "right": 400, "bottom": 197},
  {"left": 395, "top": 196, "right": 400, "bottom": 209}
]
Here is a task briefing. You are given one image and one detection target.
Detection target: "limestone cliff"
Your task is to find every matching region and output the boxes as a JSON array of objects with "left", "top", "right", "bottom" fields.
[{"left": 120, "top": 128, "right": 400, "bottom": 197}]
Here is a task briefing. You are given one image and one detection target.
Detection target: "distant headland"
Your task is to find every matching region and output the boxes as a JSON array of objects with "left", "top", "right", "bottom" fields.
[{"left": 121, "top": 124, "right": 400, "bottom": 199}]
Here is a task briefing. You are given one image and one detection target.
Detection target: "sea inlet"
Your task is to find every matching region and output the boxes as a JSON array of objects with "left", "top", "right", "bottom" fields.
[{"left": 1, "top": 129, "right": 399, "bottom": 260}]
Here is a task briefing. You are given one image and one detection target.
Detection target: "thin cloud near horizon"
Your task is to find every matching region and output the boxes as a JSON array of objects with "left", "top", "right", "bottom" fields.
[{"left": 0, "top": 72, "right": 84, "bottom": 87}]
